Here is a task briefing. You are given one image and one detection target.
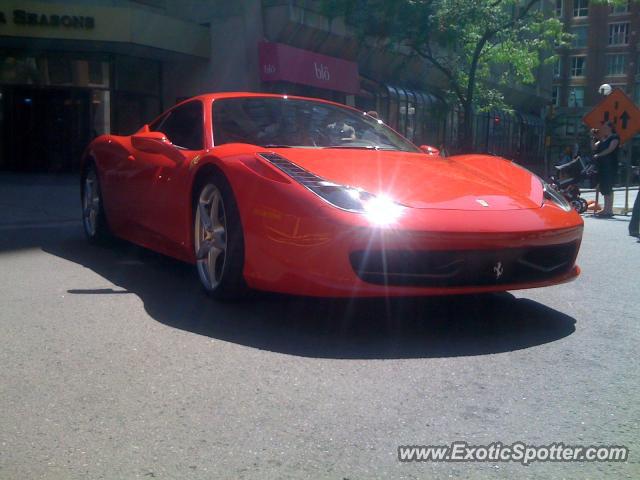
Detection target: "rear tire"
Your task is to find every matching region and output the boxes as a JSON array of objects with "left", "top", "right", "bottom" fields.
[
  {"left": 193, "top": 173, "right": 247, "bottom": 300},
  {"left": 81, "top": 163, "right": 111, "bottom": 243}
]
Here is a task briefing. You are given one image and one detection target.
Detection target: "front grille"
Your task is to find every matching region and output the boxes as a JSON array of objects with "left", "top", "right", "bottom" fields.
[{"left": 350, "top": 242, "right": 579, "bottom": 287}]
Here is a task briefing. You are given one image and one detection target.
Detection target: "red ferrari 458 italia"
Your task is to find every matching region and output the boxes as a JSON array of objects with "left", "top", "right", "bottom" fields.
[{"left": 81, "top": 93, "right": 583, "bottom": 299}]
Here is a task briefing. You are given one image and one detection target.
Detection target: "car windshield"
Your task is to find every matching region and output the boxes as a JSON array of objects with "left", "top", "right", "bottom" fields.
[{"left": 212, "top": 97, "right": 420, "bottom": 152}]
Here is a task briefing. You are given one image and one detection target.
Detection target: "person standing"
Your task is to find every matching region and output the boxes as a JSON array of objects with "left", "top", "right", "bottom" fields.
[
  {"left": 558, "top": 146, "right": 572, "bottom": 167},
  {"left": 591, "top": 121, "right": 620, "bottom": 217},
  {"left": 630, "top": 185, "right": 639, "bottom": 237}
]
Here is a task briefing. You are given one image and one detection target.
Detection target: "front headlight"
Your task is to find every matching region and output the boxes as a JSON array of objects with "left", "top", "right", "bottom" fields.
[
  {"left": 313, "top": 182, "right": 405, "bottom": 225},
  {"left": 510, "top": 162, "right": 572, "bottom": 213},
  {"left": 258, "top": 152, "right": 405, "bottom": 225},
  {"left": 542, "top": 181, "right": 572, "bottom": 212}
]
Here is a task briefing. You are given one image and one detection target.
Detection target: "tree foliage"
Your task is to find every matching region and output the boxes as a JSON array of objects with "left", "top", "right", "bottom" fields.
[{"left": 322, "top": 0, "right": 620, "bottom": 149}]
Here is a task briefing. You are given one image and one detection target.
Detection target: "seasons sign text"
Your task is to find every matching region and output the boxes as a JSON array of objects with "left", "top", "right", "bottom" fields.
[{"left": 0, "top": 10, "right": 95, "bottom": 29}]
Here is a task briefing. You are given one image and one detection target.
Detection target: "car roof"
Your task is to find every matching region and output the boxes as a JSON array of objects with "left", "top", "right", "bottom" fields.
[{"left": 178, "top": 92, "right": 352, "bottom": 110}]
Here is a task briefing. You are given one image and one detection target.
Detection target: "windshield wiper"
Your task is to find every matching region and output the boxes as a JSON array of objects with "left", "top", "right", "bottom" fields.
[{"left": 261, "top": 144, "right": 293, "bottom": 148}]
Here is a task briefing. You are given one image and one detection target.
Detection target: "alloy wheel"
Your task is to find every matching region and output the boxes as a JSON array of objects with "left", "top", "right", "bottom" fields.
[
  {"left": 82, "top": 169, "right": 100, "bottom": 237},
  {"left": 195, "top": 184, "right": 228, "bottom": 291}
]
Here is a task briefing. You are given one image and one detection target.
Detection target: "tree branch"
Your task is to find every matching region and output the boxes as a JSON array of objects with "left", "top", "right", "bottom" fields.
[
  {"left": 413, "top": 43, "right": 466, "bottom": 104},
  {"left": 464, "top": 0, "right": 541, "bottom": 107}
]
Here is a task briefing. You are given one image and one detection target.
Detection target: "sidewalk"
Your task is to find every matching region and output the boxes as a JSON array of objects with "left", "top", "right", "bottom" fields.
[
  {"left": 581, "top": 186, "right": 637, "bottom": 215},
  {"left": 0, "top": 173, "right": 80, "bottom": 228}
]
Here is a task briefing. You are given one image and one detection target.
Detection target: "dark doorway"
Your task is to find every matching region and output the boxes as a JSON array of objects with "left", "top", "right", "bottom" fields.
[{"left": 1, "top": 87, "right": 91, "bottom": 172}]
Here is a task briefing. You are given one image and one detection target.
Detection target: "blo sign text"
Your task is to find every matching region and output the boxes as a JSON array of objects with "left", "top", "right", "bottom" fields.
[{"left": 314, "top": 62, "right": 330, "bottom": 81}]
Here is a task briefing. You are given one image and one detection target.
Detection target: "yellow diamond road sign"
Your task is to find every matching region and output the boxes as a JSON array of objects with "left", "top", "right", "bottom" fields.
[{"left": 583, "top": 88, "right": 640, "bottom": 145}]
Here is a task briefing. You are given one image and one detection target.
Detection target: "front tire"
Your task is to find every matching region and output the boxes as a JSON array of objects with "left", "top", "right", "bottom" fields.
[
  {"left": 193, "top": 174, "right": 246, "bottom": 300},
  {"left": 81, "top": 164, "right": 110, "bottom": 243},
  {"left": 571, "top": 198, "right": 588, "bottom": 214}
]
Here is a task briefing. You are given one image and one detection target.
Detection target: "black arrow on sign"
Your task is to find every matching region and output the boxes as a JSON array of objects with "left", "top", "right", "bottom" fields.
[{"left": 620, "top": 111, "right": 630, "bottom": 129}]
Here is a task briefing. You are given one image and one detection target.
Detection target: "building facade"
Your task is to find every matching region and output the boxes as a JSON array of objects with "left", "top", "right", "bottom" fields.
[
  {"left": 1, "top": 0, "right": 552, "bottom": 173},
  {"left": 551, "top": 0, "right": 640, "bottom": 173}
]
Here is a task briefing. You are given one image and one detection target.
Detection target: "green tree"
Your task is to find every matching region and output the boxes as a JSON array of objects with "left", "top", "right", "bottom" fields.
[{"left": 322, "top": 0, "right": 570, "bottom": 151}]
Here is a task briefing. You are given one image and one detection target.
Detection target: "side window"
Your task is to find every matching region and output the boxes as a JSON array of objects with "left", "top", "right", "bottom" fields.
[
  {"left": 148, "top": 113, "right": 168, "bottom": 132},
  {"left": 155, "top": 101, "right": 204, "bottom": 150}
]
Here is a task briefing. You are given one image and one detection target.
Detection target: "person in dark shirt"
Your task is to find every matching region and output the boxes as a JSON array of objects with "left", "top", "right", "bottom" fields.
[{"left": 591, "top": 121, "right": 620, "bottom": 217}]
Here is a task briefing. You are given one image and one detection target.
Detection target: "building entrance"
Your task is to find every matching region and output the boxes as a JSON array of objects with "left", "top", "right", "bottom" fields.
[{"left": 1, "top": 86, "right": 91, "bottom": 172}]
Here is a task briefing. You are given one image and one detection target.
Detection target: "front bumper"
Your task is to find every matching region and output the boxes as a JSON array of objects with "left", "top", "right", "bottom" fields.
[{"left": 242, "top": 203, "right": 583, "bottom": 297}]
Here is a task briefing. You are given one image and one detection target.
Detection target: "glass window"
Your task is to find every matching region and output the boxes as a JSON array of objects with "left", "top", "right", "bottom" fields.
[
  {"left": 568, "top": 87, "right": 585, "bottom": 107},
  {"left": 115, "top": 56, "right": 160, "bottom": 95},
  {"left": 149, "top": 113, "right": 168, "bottom": 132},
  {"left": 573, "top": 0, "right": 588, "bottom": 17},
  {"left": 155, "top": 101, "right": 204, "bottom": 150},
  {"left": 405, "top": 90, "right": 417, "bottom": 142},
  {"left": 0, "top": 55, "right": 43, "bottom": 84},
  {"left": 606, "top": 54, "right": 627, "bottom": 76},
  {"left": 611, "top": 0, "right": 630, "bottom": 14},
  {"left": 387, "top": 86, "right": 399, "bottom": 134},
  {"left": 572, "top": 26, "right": 588, "bottom": 48},
  {"left": 114, "top": 93, "right": 161, "bottom": 135},
  {"left": 554, "top": 58, "right": 562, "bottom": 78},
  {"left": 88, "top": 60, "right": 108, "bottom": 87},
  {"left": 552, "top": 86, "right": 560, "bottom": 106},
  {"left": 0, "top": 53, "right": 109, "bottom": 88},
  {"left": 571, "top": 56, "right": 586, "bottom": 77},
  {"left": 212, "top": 97, "right": 421, "bottom": 152},
  {"left": 397, "top": 88, "right": 408, "bottom": 138},
  {"left": 609, "top": 23, "right": 629, "bottom": 45},
  {"left": 555, "top": 0, "right": 563, "bottom": 17},
  {"left": 47, "top": 57, "right": 73, "bottom": 85},
  {"left": 90, "top": 90, "right": 111, "bottom": 137}
]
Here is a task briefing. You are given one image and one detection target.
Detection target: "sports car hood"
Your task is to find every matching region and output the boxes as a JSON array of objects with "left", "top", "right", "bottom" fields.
[{"left": 271, "top": 149, "right": 544, "bottom": 211}]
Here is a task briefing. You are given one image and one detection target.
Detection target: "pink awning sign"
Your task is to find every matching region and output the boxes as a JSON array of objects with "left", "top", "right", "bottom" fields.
[{"left": 258, "top": 41, "right": 360, "bottom": 95}]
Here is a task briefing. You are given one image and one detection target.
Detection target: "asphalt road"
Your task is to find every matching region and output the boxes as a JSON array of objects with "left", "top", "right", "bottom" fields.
[{"left": 0, "top": 174, "right": 638, "bottom": 479}]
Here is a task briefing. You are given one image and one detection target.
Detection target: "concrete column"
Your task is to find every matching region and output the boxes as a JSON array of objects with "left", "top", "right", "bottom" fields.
[{"left": 162, "top": 0, "right": 265, "bottom": 105}]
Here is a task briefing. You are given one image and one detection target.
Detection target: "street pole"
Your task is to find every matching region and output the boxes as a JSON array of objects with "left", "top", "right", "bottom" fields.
[
  {"left": 543, "top": 105, "right": 549, "bottom": 177},
  {"left": 624, "top": 144, "right": 630, "bottom": 215}
]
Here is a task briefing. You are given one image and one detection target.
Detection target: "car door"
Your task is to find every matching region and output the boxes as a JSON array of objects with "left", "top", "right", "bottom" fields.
[
  {"left": 109, "top": 112, "right": 169, "bottom": 235},
  {"left": 129, "top": 101, "right": 205, "bottom": 248}
]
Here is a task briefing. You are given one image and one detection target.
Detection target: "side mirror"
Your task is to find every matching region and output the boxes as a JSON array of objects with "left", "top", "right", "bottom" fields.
[
  {"left": 131, "top": 131, "right": 184, "bottom": 164},
  {"left": 132, "top": 131, "right": 170, "bottom": 153},
  {"left": 419, "top": 145, "right": 441, "bottom": 156}
]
